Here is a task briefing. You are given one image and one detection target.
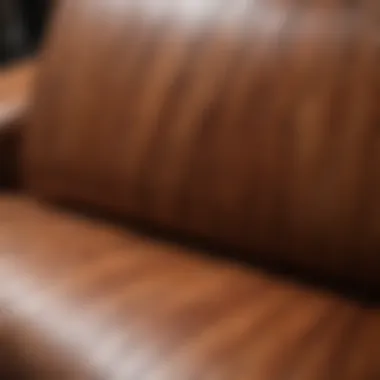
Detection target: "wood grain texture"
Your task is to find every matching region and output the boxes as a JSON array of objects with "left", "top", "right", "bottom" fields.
[
  {"left": 25, "top": 0, "right": 380, "bottom": 286},
  {"left": 0, "top": 195, "right": 379, "bottom": 379}
]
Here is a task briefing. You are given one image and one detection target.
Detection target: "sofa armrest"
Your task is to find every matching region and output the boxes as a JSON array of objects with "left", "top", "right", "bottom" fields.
[
  {"left": 0, "top": 59, "right": 37, "bottom": 130},
  {"left": 0, "top": 60, "right": 37, "bottom": 189}
]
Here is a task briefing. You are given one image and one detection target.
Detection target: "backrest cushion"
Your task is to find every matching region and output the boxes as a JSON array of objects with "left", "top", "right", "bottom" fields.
[{"left": 25, "top": 0, "right": 380, "bottom": 286}]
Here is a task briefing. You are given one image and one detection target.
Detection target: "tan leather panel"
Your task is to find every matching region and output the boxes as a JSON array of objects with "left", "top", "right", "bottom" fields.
[
  {"left": 25, "top": 1, "right": 380, "bottom": 284},
  {"left": 0, "top": 195, "right": 379, "bottom": 379},
  {"left": 0, "top": 59, "right": 37, "bottom": 129}
]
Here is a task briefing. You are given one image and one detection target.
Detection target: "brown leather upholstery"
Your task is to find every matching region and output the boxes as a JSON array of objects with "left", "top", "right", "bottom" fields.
[
  {"left": 1, "top": 1, "right": 379, "bottom": 379},
  {"left": 0, "top": 195, "right": 379, "bottom": 380},
  {"left": 0, "top": 60, "right": 36, "bottom": 189},
  {"left": 25, "top": 0, "right": 380, "bottom": 286},
  {"left": 0, "top": 60, "right": 37, "bottom": 129}
]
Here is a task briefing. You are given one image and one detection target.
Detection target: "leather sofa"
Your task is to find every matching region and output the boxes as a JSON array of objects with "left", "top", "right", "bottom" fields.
[{"left": 0, "top": 1, "right": 379, "bottom": 379}]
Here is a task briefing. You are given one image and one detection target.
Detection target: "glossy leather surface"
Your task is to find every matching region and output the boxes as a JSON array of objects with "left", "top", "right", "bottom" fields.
[
  {"left": 0, "top": 59, "right": 36, "bottom": 129},
  {"left": 0, "top": 195, "right": 379, "bottom": 380},
  {"left": 0, "top": 60, "right": 36, "bottom": 189},
  {"left": 25, "top": 0, "right": 380, "bottom": 286}
]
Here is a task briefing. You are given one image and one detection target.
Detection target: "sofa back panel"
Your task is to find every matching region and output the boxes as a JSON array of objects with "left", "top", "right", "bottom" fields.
[{"left": 24, "top": 0, "right": 380, "bottom": 286}]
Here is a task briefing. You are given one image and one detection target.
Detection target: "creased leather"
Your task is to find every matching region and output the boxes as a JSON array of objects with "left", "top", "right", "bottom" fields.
[
  {"left": 0, "top": 195, "right": 379, "bottom": 380},
  {"left": 25, "top": 0, "right": 380, "bottom": 286}
]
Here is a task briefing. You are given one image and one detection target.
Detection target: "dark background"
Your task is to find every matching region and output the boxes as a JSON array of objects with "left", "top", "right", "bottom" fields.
[{"left": 1, "top": 0, "right": 54, "bottom": 66}]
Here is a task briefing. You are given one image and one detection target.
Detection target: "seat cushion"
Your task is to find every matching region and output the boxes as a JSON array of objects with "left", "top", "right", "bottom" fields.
[{"left": 0, "top": 195, "right": 379, "bottom": 379}]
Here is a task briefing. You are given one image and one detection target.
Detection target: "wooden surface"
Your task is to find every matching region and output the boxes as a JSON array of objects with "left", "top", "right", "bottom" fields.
[{"left": 0, "top": 59, "right": 37, "bottom": 130}]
